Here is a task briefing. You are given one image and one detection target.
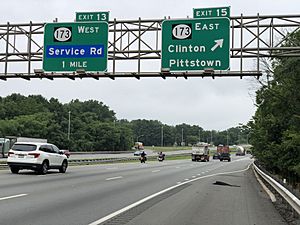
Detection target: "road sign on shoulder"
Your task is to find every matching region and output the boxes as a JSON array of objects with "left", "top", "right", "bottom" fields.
[
  {"left": 161, "top": 18, "right": 230, "bottom": 72},
  {"left": 193, "top": 6, "right": 230, "bottom": 18},
  {"left": 43, "top": 22, "right": 108, "bottom": 72},
  {"left": 76, "top": 11, "right": 109, "bottom": 22}
]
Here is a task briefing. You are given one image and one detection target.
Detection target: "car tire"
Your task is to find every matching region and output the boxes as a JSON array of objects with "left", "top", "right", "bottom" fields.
[
  {"left": 59, "top": 160, "right": 68, "bottom": 173},
  {"left": 220, "top": 159, "right": 223, "bottom": 161},
  {"left": 228, "top": 159, "right": 231, "bottom": 162},
  {"left": 10, "top": 166, "right": 19, "bottom": 174},
  {"left": 39, "top": 161, "right": 48, "bottom": 175}
]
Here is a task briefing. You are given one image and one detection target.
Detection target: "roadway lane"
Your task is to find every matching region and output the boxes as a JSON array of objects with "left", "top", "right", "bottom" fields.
[
  {"left": 65, "top": 149, "right": 190, "bottom": 160},
  {"left": 125, "top": 162, "right": 287, "bottom": 225},
  {"left": 0, "top": 156, "right": 286, "bottom": 225}
]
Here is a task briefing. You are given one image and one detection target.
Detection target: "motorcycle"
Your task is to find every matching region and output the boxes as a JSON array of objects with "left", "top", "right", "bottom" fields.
[
  {"left": 140, "top": 155, "right": 147, "bottom": 163},
  {"left": 158, "top": 154, "right": 165, "bottom": 162}
]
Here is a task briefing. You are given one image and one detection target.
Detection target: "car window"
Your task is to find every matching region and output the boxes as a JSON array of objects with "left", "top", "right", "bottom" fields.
[
  {"left": 40, "top": 145, "right": 53, "bottom": 153},
  {"left": 52, "top": 145, "right": 60, "bottom": 154},
  {"left": 12, "top": 144, "right": 37, "bottom": 151}
]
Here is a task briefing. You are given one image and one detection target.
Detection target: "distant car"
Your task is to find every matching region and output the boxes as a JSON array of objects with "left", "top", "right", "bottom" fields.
[
  {"left": 7, "top": 142, "right": 68, "bottom": 174},
  {"left": 60, "top": 149, "right": 71, "bottom": 158},
  {"left": 134, "top": 151, "right": 142, "bottom": 156},
  {"left": 219, "top": 153, "right": 231, "bottom": 162},
  {"left": 212, "top": 153, "right": 220, "bottom": 159}
]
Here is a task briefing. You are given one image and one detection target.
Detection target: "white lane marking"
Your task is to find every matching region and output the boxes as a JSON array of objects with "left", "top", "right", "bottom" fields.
[
  {"left": 88, "top": 163, "right": 252, "bottom": 225},
  {"left": 184, "top": 178, "right": 189, "bottom": 181},
  {"left": 253, "top": 168, "right": 276, "bottom": 202},
  {"left": 192, "top": 176, "right": 196, "bottom": 178},
  {"left": 152, "top": 170, "right": 160, "bottom": 173},
  {"left": 106, "top": 167, "right": 118, "bottom": 170},
  {"left": 202, "top": 172, "right": 205, "bottom": 174},
  {"left": 105, "top": 176, "right": 123, "bottom": 181},
  {"left": 197, "top": 174, "right": 201, "bottom": 176},
  {"left": 177, "top": 182, "right": 181, "bottom": 184},
  {"left": 205, "top": 171, "right": 209, "bottom": 173},
  {"left": 0, "top": 193, "right": 27, "bottom": 201},
  {"left": 175, "top": 167, "right": 180, "bottom": 169}
]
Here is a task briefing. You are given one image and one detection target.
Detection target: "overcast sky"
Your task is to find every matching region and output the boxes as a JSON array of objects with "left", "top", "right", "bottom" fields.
[{"left": 0, "top": 0, "right": 298, "bottom": 130}]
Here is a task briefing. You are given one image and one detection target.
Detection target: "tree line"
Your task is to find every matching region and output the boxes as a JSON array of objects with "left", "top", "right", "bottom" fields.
[
  {"left": 249, "top": 30, "right": 300, "bottom": 182},
  {"left": 0, "top": 94, "right": 247, "bottom": 151}
]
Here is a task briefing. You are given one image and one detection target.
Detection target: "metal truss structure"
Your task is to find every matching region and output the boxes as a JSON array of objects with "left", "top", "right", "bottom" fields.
[{"left": 0, "top": 14, "right": 299, "bottom": 80}]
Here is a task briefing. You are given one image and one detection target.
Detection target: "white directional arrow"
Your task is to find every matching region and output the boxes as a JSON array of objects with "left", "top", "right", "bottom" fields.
[{"left": 211, "top": 39, "right": 224, "bottom": 51}]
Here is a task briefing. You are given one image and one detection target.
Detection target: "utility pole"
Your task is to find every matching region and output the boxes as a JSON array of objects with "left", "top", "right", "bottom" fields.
[
  {"left": 181, "top": 128, "right": 184, "bottom": 146},
  {"left": 227, "top": 130, "right": 229, "bottom": 146},
  {"left": 68, "top": 111, "right": 71, "bottom": 150},
  {"left": 161, "top": 126, "right": 164, "bottom": 147},
  {"left": 68, "top": 111, "right": 71, "bottom": 140}
]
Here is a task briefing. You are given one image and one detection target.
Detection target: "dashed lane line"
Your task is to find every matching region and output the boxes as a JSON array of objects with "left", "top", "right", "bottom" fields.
[
  {"left": 0, "top": 193, "right": 28, "bottom": 201},
  {"left": 105, "top": 176, "right": 123, "bottom": 181}
]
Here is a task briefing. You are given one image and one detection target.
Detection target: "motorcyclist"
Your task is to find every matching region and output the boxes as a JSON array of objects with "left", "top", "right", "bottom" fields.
[
  {"left": 140, "top": 151, "right": 147, "bottom": 162},
  {"left": 158, "top": 151, "right": 165, "bottom": 160}
]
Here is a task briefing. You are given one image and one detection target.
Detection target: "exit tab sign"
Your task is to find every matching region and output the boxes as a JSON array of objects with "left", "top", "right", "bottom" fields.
[
  {"left": 193, "top": 6, "right": 230, "bottom": 18},
  {"left": 76, "top": 11, "right": 109, "bottom": 22}
]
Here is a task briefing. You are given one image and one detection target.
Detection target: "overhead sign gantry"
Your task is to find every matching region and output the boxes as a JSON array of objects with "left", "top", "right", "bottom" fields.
[{"left": 0, "top": 8, "right": 299, "bottom": 80}]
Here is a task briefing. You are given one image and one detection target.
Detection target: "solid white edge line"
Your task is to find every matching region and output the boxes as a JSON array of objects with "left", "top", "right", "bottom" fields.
[
  {"left": 253, "top": 167, "right": 276, "bottom": 202},
  {"left": 105, "top": 176, "right": 123, "bottom": 181},
  {"left": 0, "top": 193, "right": 28, "bottom": 201},
  {"left": 88, "top": 163, "right": 252, "bottom": 225}
]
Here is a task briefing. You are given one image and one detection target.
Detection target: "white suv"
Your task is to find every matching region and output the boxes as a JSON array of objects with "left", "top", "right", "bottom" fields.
[{"left": 7, "top": 142, "right": 68, "bottom": 174}]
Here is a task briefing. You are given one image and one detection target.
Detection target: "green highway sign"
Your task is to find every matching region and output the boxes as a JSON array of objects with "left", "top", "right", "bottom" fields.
[
  {"left": 76, "top": 11, "right": 109, "bottom": 22},
  {"left": 193, "top": 6, "right": 230, "bottom": 18},
  {"left": 43, "top": 22, "right": 108, "bottom": 72},
  {"left": 161, "top": 18, "right": 230, "bottom": 71}
]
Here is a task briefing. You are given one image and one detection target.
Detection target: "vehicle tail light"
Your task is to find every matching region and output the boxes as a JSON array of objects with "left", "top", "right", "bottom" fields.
[
  {"left": 28, "top": 153, "right": 40, "bottom": 158},
  {"left": 8, "top": 152, "right": 14, "bottom": 157}
]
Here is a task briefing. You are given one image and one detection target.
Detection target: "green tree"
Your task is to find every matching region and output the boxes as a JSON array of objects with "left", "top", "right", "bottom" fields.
[{"left": 250, "top": 31, "right": 300, "bottom": 179}]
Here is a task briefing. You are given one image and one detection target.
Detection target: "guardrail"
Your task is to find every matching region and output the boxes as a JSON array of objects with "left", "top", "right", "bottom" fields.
[
  {"left": 253, "top": 162, "right": 300, "bottom": 215},
  {"left": 0, "top": 153, "right": 191, "bottom": 169}
]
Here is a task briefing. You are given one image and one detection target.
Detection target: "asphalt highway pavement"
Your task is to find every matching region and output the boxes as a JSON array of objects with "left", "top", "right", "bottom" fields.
[{"left": 0, "top": 156, "right": 287, "bottom": 225}]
